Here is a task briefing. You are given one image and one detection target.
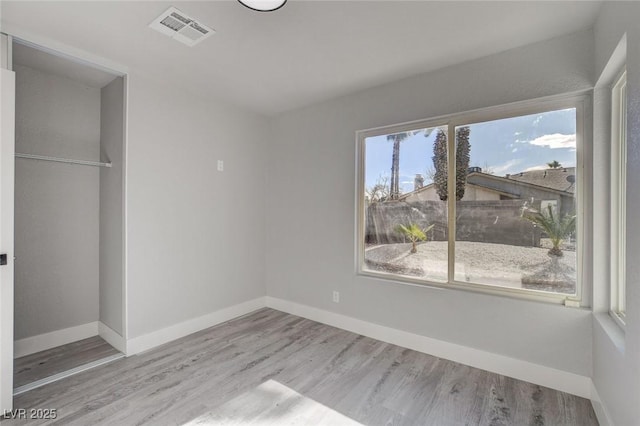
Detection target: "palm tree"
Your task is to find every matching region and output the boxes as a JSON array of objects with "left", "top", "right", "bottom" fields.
[
  {"left": 547, "top": 160, "right": 562, "bottom": 169},
  {"left": 395, "top": 223, "right": 435, "bottom": 254},
  {"left": 524, "top": 205, "right": 576, "bottom": 256},
  {"left": 387, "top": 132, "right": 410, "bottom": 200}
]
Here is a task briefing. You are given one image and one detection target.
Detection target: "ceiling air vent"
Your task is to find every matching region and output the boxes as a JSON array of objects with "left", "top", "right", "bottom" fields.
[{"left": 149, "top": 7, "right": 214, "bottom": 47}]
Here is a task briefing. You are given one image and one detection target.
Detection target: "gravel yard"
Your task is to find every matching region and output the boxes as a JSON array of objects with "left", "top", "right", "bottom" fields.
[{"left": 365, "top": 241, "right": 576, "bottom": 294}]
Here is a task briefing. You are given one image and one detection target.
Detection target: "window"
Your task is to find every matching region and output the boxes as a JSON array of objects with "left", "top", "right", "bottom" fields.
[
  {"left": 611, "top": 69, "right": 627, "bottom": 326},
  {"left": 357, "top": 97, "right": 583, "bottom": 303}
]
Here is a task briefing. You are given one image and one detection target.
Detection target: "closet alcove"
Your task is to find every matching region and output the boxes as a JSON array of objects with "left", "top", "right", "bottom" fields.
[{"left": 11, "top": 40, "right": 126, "bottom": 393}]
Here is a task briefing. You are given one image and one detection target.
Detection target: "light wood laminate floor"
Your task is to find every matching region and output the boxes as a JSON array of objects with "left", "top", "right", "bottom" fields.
[
  {"left": 4, "top": 309, "right": 597, "bottom": 425},
  {"left": 14, "top": 336, "right": 121, "bottom": 389}
]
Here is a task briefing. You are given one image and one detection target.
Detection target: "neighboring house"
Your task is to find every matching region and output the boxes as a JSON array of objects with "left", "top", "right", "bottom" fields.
[
  {"left": 398, "top": 181, "right": 516, "bottom": 202},
  {"left": 400, "top": 167, "right": 576, "bottom": 216},
  {"left": 505, "top": 167, "right": 576, "bottom": 193}
]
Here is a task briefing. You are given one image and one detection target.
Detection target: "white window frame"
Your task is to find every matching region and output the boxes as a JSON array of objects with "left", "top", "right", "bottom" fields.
[
  {"left": 610, "top": 69, "right": 627, "bottom": 328},
  {"left": 356, "top": 94, "right": 586, "bottom": 306}
]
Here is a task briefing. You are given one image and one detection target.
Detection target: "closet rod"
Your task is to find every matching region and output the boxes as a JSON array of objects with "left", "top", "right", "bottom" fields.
[{"left": 15, "top": 153, "right": 112, "bottom": 168}]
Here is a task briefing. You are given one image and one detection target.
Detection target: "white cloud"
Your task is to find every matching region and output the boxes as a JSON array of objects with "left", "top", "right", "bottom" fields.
[
  {"left": 529, "top": 133, "right": 576, "bottom": 149},
  {"left": 492, "top": 159, "right": 522, "bottom": 176}
]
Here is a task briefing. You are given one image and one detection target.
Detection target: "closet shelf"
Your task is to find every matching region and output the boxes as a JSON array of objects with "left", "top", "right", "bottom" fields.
[{"left": 15, "top": 153, "right": 112, "bottom": 168}]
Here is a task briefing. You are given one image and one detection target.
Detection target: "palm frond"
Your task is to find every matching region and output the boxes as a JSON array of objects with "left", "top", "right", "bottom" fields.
[
  {"left": 395, "top": 223, "right": 433, "bottom": 242},
  {"left": 524, "top": 205, "right": 576, "bottom": 252}
]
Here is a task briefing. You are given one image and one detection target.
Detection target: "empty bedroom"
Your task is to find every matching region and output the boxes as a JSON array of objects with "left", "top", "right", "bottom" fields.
[{"left": 0, "top": 1, "right": 638, "bottom": 425}]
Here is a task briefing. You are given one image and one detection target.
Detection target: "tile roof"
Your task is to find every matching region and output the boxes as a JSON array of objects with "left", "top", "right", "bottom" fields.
[
  {"left": 505, "top": 167, "right": 576, "bottom": 194},
  {"left": 398, "top": 181, "right": 519, "bottom": 201}
]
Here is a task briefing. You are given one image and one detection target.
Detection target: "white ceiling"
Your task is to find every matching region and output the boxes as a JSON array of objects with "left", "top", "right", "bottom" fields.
[{"left": 1, "top": 1, "right": 602, "bottom": 116}]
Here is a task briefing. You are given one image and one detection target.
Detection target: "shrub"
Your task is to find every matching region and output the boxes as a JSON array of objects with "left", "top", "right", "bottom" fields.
[
  {"left": 395, "top": 223, "right": 435, "bottom": 254},
  {"left": 524, "top": 205, "right": 575, "bottom": 256}
]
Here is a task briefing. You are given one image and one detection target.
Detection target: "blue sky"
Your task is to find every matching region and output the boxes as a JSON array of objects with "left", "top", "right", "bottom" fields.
[{"left": 365, "top": 108, "right": 577, "bottom": 193}]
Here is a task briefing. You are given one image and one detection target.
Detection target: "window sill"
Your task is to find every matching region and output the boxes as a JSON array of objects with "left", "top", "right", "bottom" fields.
[
  {"left": 594, "top": 312, "right": 625, "bottom": 354},
  {"left": 358, "top": 269, "right": 582, "bottom": 307}
]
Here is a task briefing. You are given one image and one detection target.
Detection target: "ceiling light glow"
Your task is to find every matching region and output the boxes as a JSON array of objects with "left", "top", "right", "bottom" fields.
[{"left": 238, "top": 0, "right": 287, "bottom": 12}]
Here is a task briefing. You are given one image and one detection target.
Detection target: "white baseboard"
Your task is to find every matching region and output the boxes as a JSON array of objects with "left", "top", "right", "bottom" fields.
[
  {"left": 126, "top": 297, "right": 267, "bottom": 355},
  {"left": 590, "top": 380, "right": 613, "bottom": 426},
  {"left": 10, "top": 297, "right": 600, "bottom": 406},
  {"left": 265, "top": 296, "right": 592, "bottom": 399},
  {"left": 98, "top": 322, "right": 126, "bottom": 354},
  {"left": 14, "top": 321, "right": 99, "bottom": 358}
]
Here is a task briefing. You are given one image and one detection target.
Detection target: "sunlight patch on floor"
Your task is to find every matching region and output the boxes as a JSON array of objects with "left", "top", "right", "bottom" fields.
[{"left": 183, "top": 380, "right": 362, "bottom": 425}]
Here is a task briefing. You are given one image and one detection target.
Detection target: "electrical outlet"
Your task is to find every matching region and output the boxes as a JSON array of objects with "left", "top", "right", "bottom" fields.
[
  {"left": 332, "top": 291, "right": 340, "bottom": 303},
  {"left": 217, "top": 160, "right": 224, "bottom": 171}
]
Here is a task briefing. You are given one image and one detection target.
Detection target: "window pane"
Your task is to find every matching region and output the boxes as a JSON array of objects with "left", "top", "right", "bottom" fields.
[
  {"left": 363, "top": 126, "right": 448, "bottom": 283},
  {"left": 454, "top": 109, "right": 577, "bottom": 295},
  {"left": 611, "top": 71, "right": 626, "bottom": 319}
]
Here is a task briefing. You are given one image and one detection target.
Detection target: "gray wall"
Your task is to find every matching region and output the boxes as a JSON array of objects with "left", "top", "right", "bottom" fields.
[
  {"left": 366, "top": 200, "right": 541, "bottom": 247},
  {"left": 267, "top": 30, "right": 594, "bottom": 376},
  {"left": 592, "top": 3, "right": 640, "bottom": 424},
  {"left": 126, "top": 72, "right": 269, "bottom": 338},
  {"left": 14, "top": 64, "right": 100, "bottom": 339},
  {"left": 99, "top": 77, "right": 124, "bottom": 335}
]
